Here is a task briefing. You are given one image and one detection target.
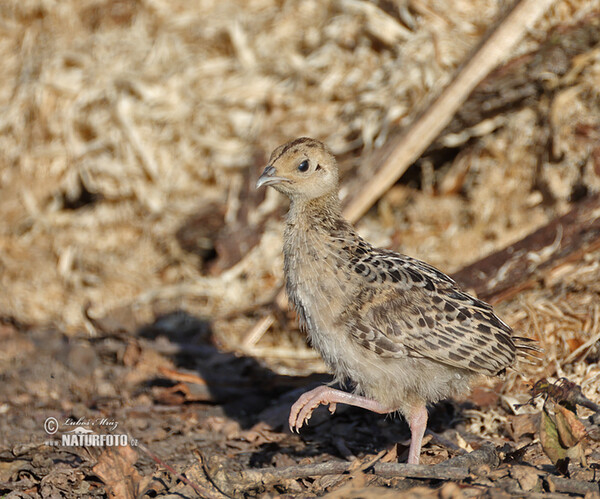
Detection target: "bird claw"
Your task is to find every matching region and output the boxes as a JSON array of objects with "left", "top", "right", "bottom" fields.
[
  {"left": 289, "top": 388, "right": 331, "bottom": 433},
  {"left": 289, "top": 386, "right": 359, "bottom": 433}
]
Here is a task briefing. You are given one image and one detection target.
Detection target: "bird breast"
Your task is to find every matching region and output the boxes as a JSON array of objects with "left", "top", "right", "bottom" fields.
[{"left": 283, "top": 227, "right": 359, "bottom": 366}]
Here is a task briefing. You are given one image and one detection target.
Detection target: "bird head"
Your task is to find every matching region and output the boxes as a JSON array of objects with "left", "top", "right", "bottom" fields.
[{"left": 256, "top": 137, "right": 339, "bottom": 201}]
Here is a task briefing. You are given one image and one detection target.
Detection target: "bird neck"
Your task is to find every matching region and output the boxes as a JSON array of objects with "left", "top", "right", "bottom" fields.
[{"left": 287, "top": 192, "right": 344, "bottom": 231}]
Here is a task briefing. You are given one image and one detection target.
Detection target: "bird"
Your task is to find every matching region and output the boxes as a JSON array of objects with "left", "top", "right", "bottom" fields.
[{"left": 256, "top": 137, "right": 538, "bottom": 464}]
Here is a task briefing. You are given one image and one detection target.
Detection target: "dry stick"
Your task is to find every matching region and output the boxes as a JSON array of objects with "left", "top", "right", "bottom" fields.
[
  {"left": 546, "top": 476, "right": 600, "bottom": 496},
  {"left": 229, "top": 445, "right": 498, "bottom": 492},
  {"left": 231, "top": 462, "right": 469, "bottom": 491},
  {"left": 247, "top": 0, "right": 557, "bottom": 344},
  {"left": 242, "top": 314, "right": 275, "bottom": 348},
  {"left": 437, "top": 443, "right": 499, "bottom": 469},
  {"left": 343, "top": 0, "right": 556, "bottom": 223}
]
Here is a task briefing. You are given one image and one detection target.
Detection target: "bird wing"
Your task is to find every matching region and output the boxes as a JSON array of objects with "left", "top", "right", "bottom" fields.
[{"left": 346, "top": 249, "right": 518, "bottom": 375}]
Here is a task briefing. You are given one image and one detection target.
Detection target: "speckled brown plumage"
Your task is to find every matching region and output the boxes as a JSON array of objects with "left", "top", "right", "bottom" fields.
[{"left": 256, "top": 137, "right": 538, "bottom": 464}]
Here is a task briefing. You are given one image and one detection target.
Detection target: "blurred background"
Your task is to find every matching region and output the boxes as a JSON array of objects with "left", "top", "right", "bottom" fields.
[{"left": 1, "top": 0, "right": 599, "bottom": 495}]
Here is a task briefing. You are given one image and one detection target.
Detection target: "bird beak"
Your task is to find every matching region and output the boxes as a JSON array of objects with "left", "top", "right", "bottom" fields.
[{"left": 256, "top": 166, "right": 291, "bottom": 189}]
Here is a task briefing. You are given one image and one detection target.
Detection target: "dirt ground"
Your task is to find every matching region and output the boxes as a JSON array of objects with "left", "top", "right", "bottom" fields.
[{"left": 1, "top": 0, "right": 600, "bottom": 497}]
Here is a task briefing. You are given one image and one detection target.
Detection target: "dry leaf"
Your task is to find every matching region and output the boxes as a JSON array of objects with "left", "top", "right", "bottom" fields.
[
  {"left": 540, "top": 406, "right": 565, "bottom": 469},
  {"left": 469, "top": 385, "right": 501, "bottom": 408},
  {"left": 539, "top": 402, "right": 587, "bottom": 471},
  {"left": 152, "top": 382, "right": 213, "bottom": 405},
  {"left": 238, "top": 421, "right": 286, "bottom": 445},
  {"left": 566, "top": 337, "right": 584, "bottom": 353},
  {"left": 510, "top": 465, "right": 541, "bottom": 492},
  {"left": 555, "top": 404, "right": 588, "bottom": 445},
  {"left": 0, "top": 460, "right": 32, "bottom": 482},
  {"left": 93, "top": 446, "right": 146, "bottom": 499},
  {"left": 555, "top": 404, "right": 588, "bottom": 467},
  {"left": 510, "top": 413, "right": 540, "bottom": 441}
]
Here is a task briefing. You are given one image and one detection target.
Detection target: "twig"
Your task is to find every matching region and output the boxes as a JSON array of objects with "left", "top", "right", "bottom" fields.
[
  {"left": 231, "top": 461, "right": 468, "bottom": 489},
  {"left": 546, "top": 475, "right": 600, "bottom": 496},
  {"left": 195, "top": 449, "right": 234, "bottom": 499},
  {"left": 228, "top": 445, "right": 499, "bottom": 492},
  {"left": 242, "top": 314, "right": 274, "bottom": 348},
  {"left": 439, "top": 443, "right": 499, "bottom": 469},
  {"left": 342, "top": 0, "right": 556, "bottom": 223},
  {"left": 371, "top": 462, "right": 468, "bottom": 479}
]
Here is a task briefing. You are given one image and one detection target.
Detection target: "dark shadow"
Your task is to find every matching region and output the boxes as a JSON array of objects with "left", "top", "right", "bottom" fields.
[
  {"left": 136, "top": 310, "right": 330, "bottom": 430},
  {"left": 59, "top": 175, "right": 102, "bottom": 210}
]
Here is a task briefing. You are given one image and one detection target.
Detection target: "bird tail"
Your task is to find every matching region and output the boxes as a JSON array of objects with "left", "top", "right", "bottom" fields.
[{"left": 514, "top": 335, "right": 543, "bottom": 364}]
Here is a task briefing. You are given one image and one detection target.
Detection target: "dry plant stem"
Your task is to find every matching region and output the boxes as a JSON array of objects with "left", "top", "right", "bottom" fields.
[
  {"left": 242, "top": 314, "right": 275, "bottom": 348},
  {"left": 114, "top": 99, "right": 160, "bottom": 182},
  {"left": 230, "top": 445, "right": 499, "bottom": 492},
  {"left": 563, "top": 330, "right": 600, "bottom": 365},
  {"left": 343, "top": 0, "right": 556, "bottom": 223}
]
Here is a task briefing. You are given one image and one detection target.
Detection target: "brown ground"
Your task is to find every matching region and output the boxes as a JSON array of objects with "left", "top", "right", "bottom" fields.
[{"left": 1, "top": 0, "right": 599, "bottom": 497}]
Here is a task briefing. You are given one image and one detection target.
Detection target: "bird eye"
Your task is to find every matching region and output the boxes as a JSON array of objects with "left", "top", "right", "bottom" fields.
[{"left": 297, "top": 160, "right": 309, "bottom": 172}]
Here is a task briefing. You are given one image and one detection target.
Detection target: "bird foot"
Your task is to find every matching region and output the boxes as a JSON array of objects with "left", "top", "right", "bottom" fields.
[
  {"left": 289, "top": 386, "right": 336, "bottom": 432},
  {"left": 288, "top": 386, "right": 390, "bottom": 433}
]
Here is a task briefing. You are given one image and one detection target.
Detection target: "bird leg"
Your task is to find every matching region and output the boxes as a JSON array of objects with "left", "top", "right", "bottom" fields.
[
  {"left": 407, "top": 404, "right": 428, "bottom": 465},
  {"left": 289, "top": 385, "right": 391, "bottom": 432},
  {"left": 289, "top": 386, "right": 429, "bottom": 465}
]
